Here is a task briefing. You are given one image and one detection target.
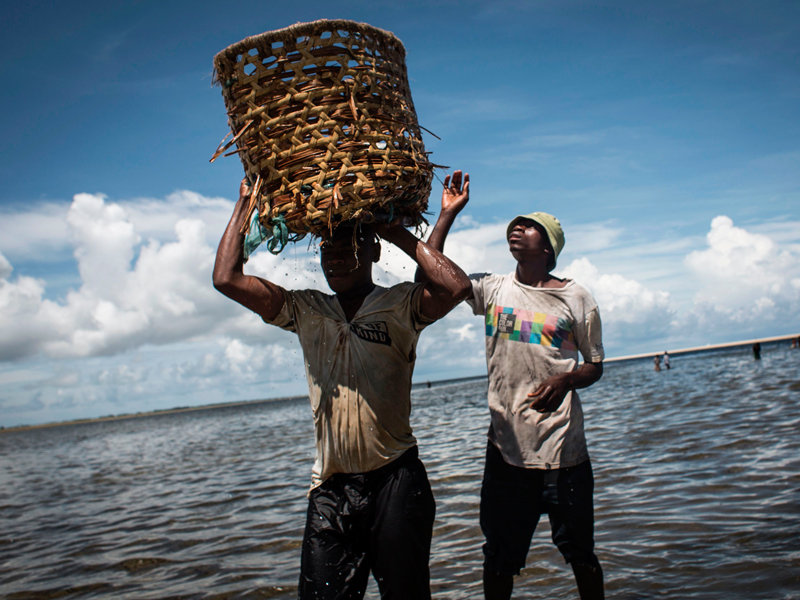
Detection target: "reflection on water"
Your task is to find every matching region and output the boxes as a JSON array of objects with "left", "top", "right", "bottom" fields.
[{"left": 1, "top": 345, "right": 799, "bottom": 599}]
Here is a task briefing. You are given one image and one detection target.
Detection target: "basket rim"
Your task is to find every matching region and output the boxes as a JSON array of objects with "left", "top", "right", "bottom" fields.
[{"left": 212, "top": 19, "right": 406, "bottom": 75}]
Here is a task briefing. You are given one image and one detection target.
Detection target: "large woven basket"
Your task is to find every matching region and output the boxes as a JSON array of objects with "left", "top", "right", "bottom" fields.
[{"left": 212, "top": 19, "right": 435, "bottom": 249}]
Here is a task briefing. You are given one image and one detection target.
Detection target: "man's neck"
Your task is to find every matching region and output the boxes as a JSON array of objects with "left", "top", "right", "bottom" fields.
[
  {"left": 336, "top": 281, "right": 376, "bottom": 321},
  {"left": 515, "top": 261, "right": 564, "bottom": 288}
]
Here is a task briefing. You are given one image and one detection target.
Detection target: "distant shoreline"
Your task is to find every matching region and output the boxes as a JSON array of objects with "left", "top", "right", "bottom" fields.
[
  {"left": 0, "top": 395, "right": 308, "bottom": 434},
  {"left": 3, "top": 334, "right": 797, "bottom": 434},
  {"left": 603, "top": 332, "right": 799, "bottom": 362}
]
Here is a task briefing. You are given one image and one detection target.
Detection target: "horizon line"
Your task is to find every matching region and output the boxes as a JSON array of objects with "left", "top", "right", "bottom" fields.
[{"left": 2, "top": 333, "right": 797, "bottom": 433}]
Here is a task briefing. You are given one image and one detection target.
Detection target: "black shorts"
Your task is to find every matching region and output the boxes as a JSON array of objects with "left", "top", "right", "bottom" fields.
[
  {"left": 299, "top": 446, "right": 436, "bottom": 600},
  {"left": 480, "top": 441, "right": 598, "bottom": 576}
]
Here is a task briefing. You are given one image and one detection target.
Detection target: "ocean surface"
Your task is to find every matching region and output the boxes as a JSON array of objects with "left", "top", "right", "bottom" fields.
[{"left": 2, "top": 344, "right": 799, "bottom": 599}]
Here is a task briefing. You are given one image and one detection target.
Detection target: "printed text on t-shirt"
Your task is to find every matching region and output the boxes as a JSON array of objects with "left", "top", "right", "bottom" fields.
[{"left": 349, "top": 322, "right": 392, "bottom": 346}]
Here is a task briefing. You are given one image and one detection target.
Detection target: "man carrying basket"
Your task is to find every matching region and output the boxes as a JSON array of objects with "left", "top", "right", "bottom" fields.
[{"left": 213, "top": 175, "right": 471, "bottom": 599}]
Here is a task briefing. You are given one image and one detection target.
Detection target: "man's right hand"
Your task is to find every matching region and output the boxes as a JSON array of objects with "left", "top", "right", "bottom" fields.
[{"left": 238, "top": 177, "right": 251, "bottom": 205}]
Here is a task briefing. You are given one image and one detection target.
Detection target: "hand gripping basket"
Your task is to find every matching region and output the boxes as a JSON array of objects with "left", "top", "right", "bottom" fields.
[{"left": 211, "top": 19, "right": 435, "bottom": 253}]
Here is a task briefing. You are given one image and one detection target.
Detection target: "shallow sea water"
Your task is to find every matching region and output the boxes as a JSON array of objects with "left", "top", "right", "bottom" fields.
[{"left": 1, "top": 344, "right": 799, "bottom": 599}]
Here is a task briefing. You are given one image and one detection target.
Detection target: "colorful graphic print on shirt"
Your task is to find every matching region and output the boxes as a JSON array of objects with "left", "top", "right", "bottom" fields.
[{"left": 485, "top": 303, "right": 576, "bottom": 351}]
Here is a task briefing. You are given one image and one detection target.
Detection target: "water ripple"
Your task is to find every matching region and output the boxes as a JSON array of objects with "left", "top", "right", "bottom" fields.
[{"left": 2, "top": 346, "right": 799, "bottom": 598}]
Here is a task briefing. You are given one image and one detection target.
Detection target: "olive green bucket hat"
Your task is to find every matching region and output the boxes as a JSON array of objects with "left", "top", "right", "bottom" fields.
[{"left": 506, "top": 212, "right": 565, "bottom": 268}]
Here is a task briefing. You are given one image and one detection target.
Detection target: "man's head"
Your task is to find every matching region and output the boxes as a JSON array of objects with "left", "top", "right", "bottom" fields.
[
  {"left": 506, "top": 212, "right": 564, "bottom": 271},
  {"left": 319, "top": 223, "right": 381, "bottom": 294}
]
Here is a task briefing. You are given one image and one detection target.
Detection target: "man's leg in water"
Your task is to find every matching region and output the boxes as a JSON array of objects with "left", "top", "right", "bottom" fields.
[
  {"left": 369, "top": 448, "right": 436, "bottom": 600},
  {"left": 571, "top": 558, "right": 604, "bottom": 600},
  {"left": 483, "top": 568, "right": 513, "bottom": 600},
  {"left": 298, "top": 476, "right": 372, "bottom": 600},
  {"left": 480, "top": 442, "right": 545, "bottom": 600},
  {"left": 546, "top": 460, "right": 604, "bottom": 600}
]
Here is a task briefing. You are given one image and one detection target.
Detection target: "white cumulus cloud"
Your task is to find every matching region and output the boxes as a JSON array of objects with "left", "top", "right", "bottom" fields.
[
  {"left": 0, "top": 256, "right": 63, "bottom": 361},
  {"left": 0, "top": 252, "right": 13, "bottom": 280},
  {"left": 68, "top": 193, "right": 141, "bottom": 296},
  {"left": 558, "top": 257, "right": 673, "bottom": 346},
  {"left": 448, "top": 322, "right": 478, "bottom": 343},
  {"left": 0, "top": 192, "right": 310, "bottom": 362},
  {"left": 684, "top": 215, "right": 800, "bottom": 328}
]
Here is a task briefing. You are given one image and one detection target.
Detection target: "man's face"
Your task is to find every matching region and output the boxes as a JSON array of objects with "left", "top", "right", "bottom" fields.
[
  {"left": 319, "top": 225, "right": 380, "bottom": 294},
  {"left": 508, "top": 218, "right": 553, "bottom": 266}
]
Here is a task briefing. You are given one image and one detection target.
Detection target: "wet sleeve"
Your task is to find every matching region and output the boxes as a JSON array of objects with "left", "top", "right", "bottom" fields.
[
  {"left": 262, "top": 288, "right": 298, "bottom": 333},
  {"left": 465, "top": 273, "right": 490, "bottom": 316},
  {"left": 409, "top": 282, "right": 437, "bottom": 331},
  {"left": 577, "top": 306, "right": 604, "bottom": 363}
]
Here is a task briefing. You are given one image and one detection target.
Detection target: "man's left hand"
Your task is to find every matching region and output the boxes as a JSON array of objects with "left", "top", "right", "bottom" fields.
[{"left": 528, "top": 373, "right": 572, "bottom": 413}]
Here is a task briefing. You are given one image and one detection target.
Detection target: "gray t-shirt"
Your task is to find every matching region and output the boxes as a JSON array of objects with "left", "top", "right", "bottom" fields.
[
  {"left": 467, "top": 273, "right": 604, "bottom": 469},
  {"left": 267, "top": 282, "right": 433, "bottom": 489}
]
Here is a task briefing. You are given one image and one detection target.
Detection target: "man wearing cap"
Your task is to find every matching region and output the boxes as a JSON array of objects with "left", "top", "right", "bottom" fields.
[{"left": 418, "top": 171, "right": 605, "bottom": 600}]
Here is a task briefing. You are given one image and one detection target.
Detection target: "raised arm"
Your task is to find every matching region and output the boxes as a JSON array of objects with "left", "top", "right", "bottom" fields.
[
  {"left": 212, "top": 178, "right": 286, "bottom": 322},
  {"left": 430, "top": 170, "right": 469, "bottom": 252},
  {"left": 376, "top": 221, "right": 472, "bottom": 322},
  {"left": 414, "top": 170, "right": 469, "bottom": 283}
]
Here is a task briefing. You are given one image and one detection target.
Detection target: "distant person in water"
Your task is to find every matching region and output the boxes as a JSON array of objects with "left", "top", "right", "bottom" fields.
[
  {"left": 663, "top": 352, "right": 671, "bottom": 370},
  {"left": 753, "top": 342, "right": 762, "bottom": 360},
  {"left": 654, "top": 354, "right": 661, "bottom": 372},
  {"left": 214, "top": 177, "right": 471, "bottom": 599},
  {"left": 419, "top": 171, "right": 606, "bottom": 600}
]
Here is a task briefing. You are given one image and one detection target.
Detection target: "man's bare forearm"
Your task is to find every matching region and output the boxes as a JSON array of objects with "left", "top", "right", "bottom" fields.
[
  {"left": 414, "top": 209, "right": 460, "bottom": 283},
  {"left": 426, "top": 208, "right": 459, "bottom": 252},
  {"left": 529, "top": 361, "right": 603, "bottom": 412},
  {"left": 381, "top": 226, "right": 471, "bottom": 318},
  {"left": 213, "top": 183, "right": 286, "bottom": 321},
  {"left": 213, "top": 196, "right": 249, "bottom": 289},
  {"left": 415, "top": 170, "right": 469, "bottom": 283},
  {"left": 569, "top": 361, "right": 603, "bottom": 389}
]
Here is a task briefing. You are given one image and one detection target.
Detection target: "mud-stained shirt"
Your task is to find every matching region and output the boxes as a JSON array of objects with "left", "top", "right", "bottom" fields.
[
  {"left": 467, "top": 274, "right": 604, "bottom": 470},
  {"left": 267, "top": 283, "right": 433, "bottom": 490}
]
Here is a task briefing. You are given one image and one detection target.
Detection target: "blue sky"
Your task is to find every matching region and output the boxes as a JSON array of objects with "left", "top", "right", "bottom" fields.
[{"left": 1, "top": 0, "right": 799, "bottom": 426}]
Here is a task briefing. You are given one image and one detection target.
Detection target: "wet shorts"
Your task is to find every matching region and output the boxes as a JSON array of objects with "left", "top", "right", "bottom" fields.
[
  {"left": 480, "top": 441, "right": 598, "bottom": 576},
  {"left": 299, "top": 446, "right": 436, "bottom": 600}
]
